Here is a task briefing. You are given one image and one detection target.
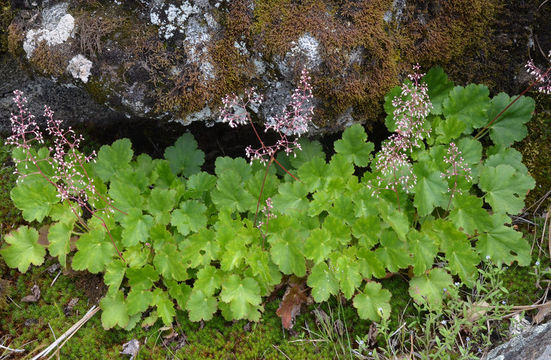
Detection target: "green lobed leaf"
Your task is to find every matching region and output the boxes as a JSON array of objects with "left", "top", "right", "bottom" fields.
[
  {"left": 407, "top": 230, "right": 437, "bottom": 276},
  {"left": 413, "top": 161, "right": 448, "bottom": 217},
  {"left": 220, "top": 275, "right": 262, "bottom": 321},
  {"left": 152, "top": 288, "right": 176, "bottom": 325},
  {"left": 488, "top": 93, "right": 535, "bottom": 147},
  {"left": 187, "top": 172, "right": 217, "bottom": 195},
  {"left": 1, "top": 226, "right": 45, "bottom": 273},
  {"left": 170, "top": 200, "right": 207, "bottom": 236},
  {"left": 334, "top": 124, "right": 374, "bottom": 167},
  {"left": 72, "top": 229, "right": 115, "bottom": 273},
  {"left": 179, "top": 229, "right": 219, "bottom": 268},
  {"left": 424, "top": 67, "right": 454, "bottom": 115},
  {"left": 329, "top": 250, "right": 363, "bottom": 300},
  {"left": 323, "top": 215, "right": 351, "bottom": 245},
  {"left": 297, "top": 157, "right": 328, "bottom": 193},
  {"left": 307, "top": 262, "right": 339, "bottom": 302},
  {"left": 374, "top": 230, "right": 411, "bottom": 272},
  {"left": 328, "top": 197, "right": 356, "bottom": 226},
  {"left": 352, "top": 216, "right": 381, "bottom": 248},
  {"left": 485, "top": 147, "right": 528, "bottom": 174},
  {"left": 353, "top": 282, "right": 391, "bottom": 321},
  {"left": 267, "top": 217, "right": 307, "bottom": 277},
  {"left": 271, "top": 181, "right": 309, "bottom": 216},
  {"left": 123, "top": 245, "right": 149, "bottom": 268},
  {"left": 357, "top": 248, "right": 386, "bottom": 278},
  {"left": 246, "top": 246, "right": 282, "bottom": 291},
  {"left": 477, "top": 214, "right": 531, "bottom": 266},
  {"left": 379, "top": 200, "right": 409, "bottom": 241},
  {"left": 48, "top": 219, "right": 75, "bottom": 268},
  {"left": 449, "top": 194, "right": 492, "bottom": 235},
  {"left": 94, "top": 139, "right": 133, "bottom": 182},
  {"left": 11, "top": 176, "right": 59, "bottom": 222},
  {"left": 442, "top": 84, "right": 490, "bottom": 133},
  {"left": 211, "top": 170, "right": 256, "bottom": 213},
  {"left": 153, "top": 242, "right": 188, "bottom": 281},
  {"left": 104, "top": 259, "right": 126, "bottom": 294},
  {"left": 287, "top": 138, "right": 325, "bottom": 170},
  {"left": 120, "top": 209, "right": 153, "bottom": 247},
  {"left": 108, "top": 180, "right": 144, "bottom": 213},
  {"left": 112, "top": 166, "right": 149, "bottom": 192},
  {"left": 409, "top": 268, "right": 453, "bottom": 309},
  {"left": 479, "top": 164, "right": 535, "bottom": 215},
  {"left": 214, "top": 156, "right": 251, "bottom": 180},
  {"left": 164, "top": 133, "right": 205, "bottom": 177},
  {"left": 126, "top": 289, "right": 153, "bottom": 316},
  {"left": 194, "top": 265, "right": 223, "bottom": 296},
  {"left": 152, "top": 160, "right": 177, "bottom": 188},
  {"left": 166, "top": 280, "right": 192, "bottom": 310},
  {"left": 127, "top": 264, "right": 159, "bottom": 291},
  {"left": 186, "top": 289, "right": 218, "bottom": 322},
  {"left": 100, "top": 290, "right": 129, "bottom": 329},
  {"left": 435, "top": 117, "right": 466, "bottom": 144},
  {"left": 304, "top": 228, "right": 339, "bottom": 264},
  {"left": 146, "top": 188, "right": 177, "bottom": 225},
  {"left": 219, "top": 229, "right": 251, "bottom": 272},
  {"left": 426, "top": 220, "right": 479, "bottom": 285}
]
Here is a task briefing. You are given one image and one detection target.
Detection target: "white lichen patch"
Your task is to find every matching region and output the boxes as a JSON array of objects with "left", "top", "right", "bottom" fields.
[
  {"left": 23, "top": 9, "right": 75, "bottom": 58},
  {"left": 290, "top": 33, "right": 321, "bottom": 68},
  {"left": 183, "top": 18, "right": 215, "bottom": 80},
  {"left": 384, "top": 0, "right": 407, "bottom": 24},
  {"left": 150, "top": 1, "right": 198, "bottom": 40},
  {"left": 149, "top": 1, "right": 218, "bottom": 81},
  {"left": 172, "top": 105, "right": 212, "bottom": 126},
  {"left": 278, "top": 33, "right": 321, "bottom": 77},
  {"left": 234, "top": 41, "right": 249, "bottom": 56},
  {"left": 66, "top": 54, "right": 93, "bottom": 83}
]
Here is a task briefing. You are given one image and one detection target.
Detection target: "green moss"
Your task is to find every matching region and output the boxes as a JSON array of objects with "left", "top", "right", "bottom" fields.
[
  {"left": 84, "top": 78, "right": 110, "bottom": 105},
  {"left": 0, "top": 138, "right": 22, "bottom": 233}
]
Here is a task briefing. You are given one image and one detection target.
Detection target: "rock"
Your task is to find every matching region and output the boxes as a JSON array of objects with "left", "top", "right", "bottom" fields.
[
  {"left": 484, "top": 321, "right": 551, "bottom": 360},
  {"left": 0, "top": 0, "right": 549, "bottom": 135}
]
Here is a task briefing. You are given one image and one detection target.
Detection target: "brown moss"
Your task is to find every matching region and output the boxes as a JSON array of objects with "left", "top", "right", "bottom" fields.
[
  {"left": 0, "top": 0, "right": 14, "bottom": 53},
  {"left": 7, "top": 22, "right": 24, "bottom": 57},
  {"left": 30, "top": 41, "right": 71, "bottom": 77},
  {"left": 75, "top": 14, "right": 126, "bottom": 58},
  {"left": 251, "top": 0, "right": 401, "bottom": 129},
  {"left": 157, "top": 0, "right": 257, "bottom": 117}
]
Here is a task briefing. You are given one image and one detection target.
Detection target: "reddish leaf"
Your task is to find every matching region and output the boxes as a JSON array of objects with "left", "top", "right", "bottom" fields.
[{"left": 276, "top": 278, "right": 308, "bottom": 329}]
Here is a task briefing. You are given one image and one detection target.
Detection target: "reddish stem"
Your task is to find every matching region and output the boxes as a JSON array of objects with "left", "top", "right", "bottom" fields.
[
  {"left": 254, "top": 157, "right": 274, "bottom": 228},
  {"left": 474, "top": 66, "right": 551, "bottom": 140}
]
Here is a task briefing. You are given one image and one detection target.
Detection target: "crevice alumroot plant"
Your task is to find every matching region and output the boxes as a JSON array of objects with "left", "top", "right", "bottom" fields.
[{"left": 0, "top": 60, "right": 544, "bottom": 330}]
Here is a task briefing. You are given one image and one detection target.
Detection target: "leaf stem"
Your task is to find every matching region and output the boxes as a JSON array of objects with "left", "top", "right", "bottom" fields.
[{"left": 474, "top": 66, "right": 551, "bottom": 140}]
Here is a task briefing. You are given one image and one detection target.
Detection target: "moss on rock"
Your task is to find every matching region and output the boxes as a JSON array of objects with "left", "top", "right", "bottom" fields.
[{"left": 0, "top": 0, "right": 14, "bottom": 53}]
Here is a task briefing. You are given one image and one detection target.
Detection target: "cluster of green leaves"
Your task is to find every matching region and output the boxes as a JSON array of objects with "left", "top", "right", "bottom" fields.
[{"left": 0, "top": 68, "right": 535, "bottom": 329}]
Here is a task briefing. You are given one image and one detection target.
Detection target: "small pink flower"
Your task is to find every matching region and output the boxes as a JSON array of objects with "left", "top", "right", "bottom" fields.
[
  {"left": 219, "top": 68, "right": 314, "bottom": 164},
  {"left": 525, "top": 50, "right": 551, "bottom": 95}
]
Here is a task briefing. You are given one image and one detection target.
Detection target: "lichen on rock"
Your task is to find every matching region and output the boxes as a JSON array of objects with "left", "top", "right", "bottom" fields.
[
  {"left": 67, "top": 54, "right": 92, "bottom": 82},
  {"left": 1, "top": 0, "right": 545, "bottom": 136},
  {"left": 23, "top": 3, "right": 75, "bottom": 58}
]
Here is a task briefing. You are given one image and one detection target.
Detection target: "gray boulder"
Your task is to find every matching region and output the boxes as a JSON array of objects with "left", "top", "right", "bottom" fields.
[
  {"left": 485, "top": 321, "right": 551, "bottom": 360},
  {"left": 0, "top": 0, "right": 549, "bottom": 135}
]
